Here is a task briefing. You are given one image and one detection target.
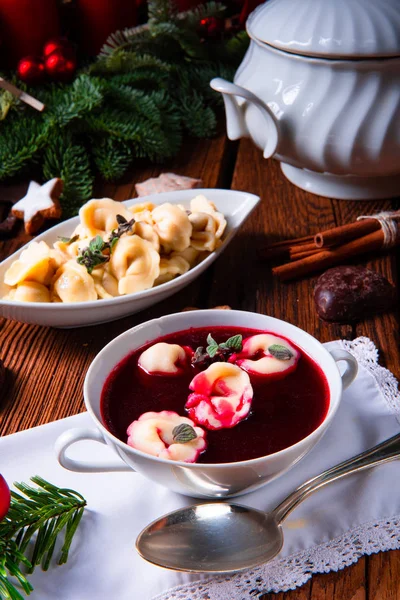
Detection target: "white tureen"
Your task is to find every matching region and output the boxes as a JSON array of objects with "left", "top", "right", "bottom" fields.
[{"left": 211, "top": 0, "right": 400, "bottom": 200}]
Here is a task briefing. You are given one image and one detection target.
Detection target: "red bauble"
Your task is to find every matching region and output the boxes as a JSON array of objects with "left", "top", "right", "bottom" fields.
[
  {"left": 199, "top": 16, "right": 224, "bottom": 38},
  {"left": 44, "top": 48, "right": 76, "bottom": 82},
  {"left": 0, "top": 474, "right": 11, "bottom": 521},
  {"left": 43, "top": 37, "right": 73, "bottom": 59},
  {"left": 17, "top": 55, "right": 45, "bottom": 84}
]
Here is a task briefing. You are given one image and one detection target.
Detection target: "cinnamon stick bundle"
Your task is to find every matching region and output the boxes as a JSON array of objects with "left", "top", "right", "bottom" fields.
[
  {"left": 273, "top": 229, "right": 386, "bottom": 281},
  {"left": 314, "top": 218, "right": 382, "bottom": 248}
]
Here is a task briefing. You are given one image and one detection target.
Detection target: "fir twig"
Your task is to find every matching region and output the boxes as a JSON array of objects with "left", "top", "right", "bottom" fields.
[{"left": 0, "top": 477, "right": 86, "bottom": 598}]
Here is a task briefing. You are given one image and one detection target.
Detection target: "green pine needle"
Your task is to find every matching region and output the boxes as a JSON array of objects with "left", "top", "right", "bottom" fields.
[{"left": 0, "top": 477, "right": 86, "bottom": 599}]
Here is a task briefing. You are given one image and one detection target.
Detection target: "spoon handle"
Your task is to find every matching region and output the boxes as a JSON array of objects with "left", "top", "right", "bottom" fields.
[{"left": 273, "top": 432, "right": 400, "bottom": 524}]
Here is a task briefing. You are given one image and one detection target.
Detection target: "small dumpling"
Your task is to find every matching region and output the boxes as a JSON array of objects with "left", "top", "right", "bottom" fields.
[
  {"left": 189, "top": 212, "right": 220, "bottom": 252},
  {"left": 190, "top": 195, "right": 226, "bottom": 240},
  {"left": 133, "top": 222, "right": 160, "bottom": 252},
  {"left": 171, "top": 247, "right": 200, "bottom": 268},
  {"left": 4, "top": 241, "right": 54, "bottom": 287},
  {"left": 128, "top": 202, "right": 154, "bottom": 224},
  {"left": 154, "top": 255, "right": 190, "bottom": 286},
  {"left": 51, "top": 236, "right": 91, "bottom": 269},
  {"left": 52, "top": 260, "right": 97, "bottom": 303},
  {"left": 110, "top": 235, "right": 160, "bottom": 295},
  {"left": 79, "top": 198, "right": 133, "bottom": 238},
  {"left": 91, "top": 266, "right": 119, "bottom": 299},
  {"left": 138, "top": 342, "right": 189, "bottom": 374},
  {"left": 9, "top": 281, "right": 51, "bottom": 303},
  {"left": 151, "top": 203, "right": 192, "bottom": 252}
]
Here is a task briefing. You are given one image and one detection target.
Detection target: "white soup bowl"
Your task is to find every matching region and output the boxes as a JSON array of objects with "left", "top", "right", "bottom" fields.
[{"left": 55, "top": 310, "right": 358, "bottom": 499}]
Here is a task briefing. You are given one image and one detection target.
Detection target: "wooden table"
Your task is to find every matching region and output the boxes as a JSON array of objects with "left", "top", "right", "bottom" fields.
[{"left": 1, "top": 131, "right": 399, "bottom": 599}]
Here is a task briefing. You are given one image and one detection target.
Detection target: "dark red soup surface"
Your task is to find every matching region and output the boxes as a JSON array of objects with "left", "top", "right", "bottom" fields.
[{"left": 101, "top": 326, "right": 330, "bottom": 463}]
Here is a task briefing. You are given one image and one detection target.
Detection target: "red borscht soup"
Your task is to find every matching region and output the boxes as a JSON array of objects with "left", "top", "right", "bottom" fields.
[{"left": 101, "top": 327, "right": 330, "bottom": 464}]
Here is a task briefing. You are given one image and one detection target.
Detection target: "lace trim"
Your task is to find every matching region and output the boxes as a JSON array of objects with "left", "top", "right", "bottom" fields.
[
  {"left": 152, "top": 337, "right": 400, "bottom": 600},
  {"left": 339, "top": 336, "right": 400, "bottom": 423}
]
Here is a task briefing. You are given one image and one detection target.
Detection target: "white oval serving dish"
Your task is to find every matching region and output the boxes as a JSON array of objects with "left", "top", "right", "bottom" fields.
[{"left": 0, "top": 188, "right": 259, "bottom": 328}]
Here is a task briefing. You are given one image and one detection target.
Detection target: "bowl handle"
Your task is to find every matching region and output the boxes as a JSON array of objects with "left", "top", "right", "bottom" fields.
[
  {"left": 55, "top": 428, "right": 133, "bottom": 473},
  {"left": 210, "top": 77, "right": 280, "bottom": 158},
  {"left": 328, "top": 349, "right": 358, "bottom": 390}
]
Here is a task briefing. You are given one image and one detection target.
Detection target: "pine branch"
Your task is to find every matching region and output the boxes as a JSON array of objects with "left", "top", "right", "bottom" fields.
[
  {"left": 0, "top": 477, "right": 86, "bottom": 599},
  {"left": 179, "top": 92, "right": 217, "bottom": 137},
  {"left": 43, "top": 133, "right": 94, "bottom": 217},
  {"left": 93, "top": 138, "right": 133, "bottom": 181},
  {"left": 148, "top": 0, "right": 176, "bottom": 25}
]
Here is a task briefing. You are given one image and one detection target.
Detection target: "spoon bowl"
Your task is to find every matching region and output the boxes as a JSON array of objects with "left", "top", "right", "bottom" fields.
[
  {"left": 136, "top": 432, "right": 400, "bottom": 572},
  {"left": 136, "top": 503, "right": 283, "bottom": 573}
]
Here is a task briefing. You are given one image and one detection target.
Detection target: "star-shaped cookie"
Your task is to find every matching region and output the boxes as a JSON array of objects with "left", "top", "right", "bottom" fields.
[{"left": 12, "top": 178, "right": 63, "bottom": 235}]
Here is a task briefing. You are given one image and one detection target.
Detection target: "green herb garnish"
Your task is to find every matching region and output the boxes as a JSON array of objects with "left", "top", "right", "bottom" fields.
[
  {"left": 172, "top": 423, "right": 197, "bottom": 443},
  {"left": 58, "top": 234, "right": 79, "bottom": 245},
  {"left": 76, "top": 214, "right": 135, "bottom": 273},
  {"left": 192, "top": 333, "right": 243, "bottom": 366},
  {"left": 77, "top": 235, "right": 109, "bottom": 274},
  {"left": 268, "top": 344, "right": 293, "bottom": 361}
]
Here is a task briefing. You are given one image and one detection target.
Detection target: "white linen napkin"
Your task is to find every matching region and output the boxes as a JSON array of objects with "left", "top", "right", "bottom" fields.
[{"left": 1, "top": 337, "right": 399, "bottom": 600}]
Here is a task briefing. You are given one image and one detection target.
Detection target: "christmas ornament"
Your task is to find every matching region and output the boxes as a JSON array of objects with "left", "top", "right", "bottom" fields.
[
  {"left": 0, "top": 0, "right": 61, "bottom": 67},
  {"left": 12, "top": 178, "right": 63, "bottom": 234},
  {"left": 199, "top": 16, "right": 224, "bottom": 37},
  {"left": 17, "top": 56, "right": 45, "bottom": 84},
  {"left": 0, "top": 474, "right": 10, "bottom": 521},
  {"left": 43, "top": 37, "right": 73, "bottom": 58},
  {"left": 44, "top": 47, "right": 77, "bottom": 82}
]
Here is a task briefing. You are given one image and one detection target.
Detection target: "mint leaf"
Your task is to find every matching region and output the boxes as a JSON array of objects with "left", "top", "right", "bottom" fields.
[
  {"left": 172, "top": 424, "right": 197, "bottom": 444},
  {"left": 219, "top": 334, "right": 242, "bottom": 352},
  {"left": 89, "top": 235, "right": 105, "bottom": 253},
  {"left": 206, "top": 333, "right": 219, "bottom": 358},
  {"left": 268, "top": 344, "right": 293, "bottom": 361},
  {"left": 206, "top": 334, "right": 217, "bottom": 347}
]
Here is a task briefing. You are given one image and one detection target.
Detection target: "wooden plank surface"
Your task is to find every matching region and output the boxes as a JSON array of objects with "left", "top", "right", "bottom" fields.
[{"left": 1, "top": 134, "right": 399, "bottom": 599}]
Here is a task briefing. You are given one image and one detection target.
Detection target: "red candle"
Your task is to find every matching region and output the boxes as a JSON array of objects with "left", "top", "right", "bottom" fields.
[
  {"left": 0, "top": 0, "right": 60, "bottom": 67},
  {"left": 76, "top": 0, "right": 137, "bottom": 56}
]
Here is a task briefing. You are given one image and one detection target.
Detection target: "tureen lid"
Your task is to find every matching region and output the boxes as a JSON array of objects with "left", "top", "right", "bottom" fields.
[{"left": 247, "top": 0, "right": 400, "bottom": 58}]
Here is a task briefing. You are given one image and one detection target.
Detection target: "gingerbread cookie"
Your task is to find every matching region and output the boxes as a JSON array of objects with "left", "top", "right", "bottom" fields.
[{"left": 12, "top": 178, "right": 63, "bottom": 235}]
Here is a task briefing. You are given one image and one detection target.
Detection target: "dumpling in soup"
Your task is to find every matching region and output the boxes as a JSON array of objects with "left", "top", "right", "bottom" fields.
[
  {"left": 110, "top": 236, "right": 160, "bottom": 295},
  {"left": 79, "top": 198, "right": 133, "bottom": 238},
  {"left": 152, "top": 203, "right": 192, "bottom": 252},
  {"left": 52, "top": 260, "right": 97, "bottom": 302}
]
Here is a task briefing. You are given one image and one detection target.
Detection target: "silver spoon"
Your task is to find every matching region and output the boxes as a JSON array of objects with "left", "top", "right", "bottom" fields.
[{"left": 136, "top": 432, "right": 400, "bottom": 573}]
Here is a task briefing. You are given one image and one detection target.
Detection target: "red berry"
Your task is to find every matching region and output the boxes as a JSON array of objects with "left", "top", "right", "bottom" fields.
[
  {"left": 44, "top": 48, "right": 76, "bottom": 82},
  {"left": 17, "top": 56, "right": 45, "bottom": 85},
  {"left": 0, "top": 474, "right": 11, "bottom": 521}
]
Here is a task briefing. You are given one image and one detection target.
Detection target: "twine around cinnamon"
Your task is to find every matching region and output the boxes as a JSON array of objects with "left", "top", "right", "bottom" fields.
[{"left": 271, "top": 210, "right": 400, "bottom": 281}]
